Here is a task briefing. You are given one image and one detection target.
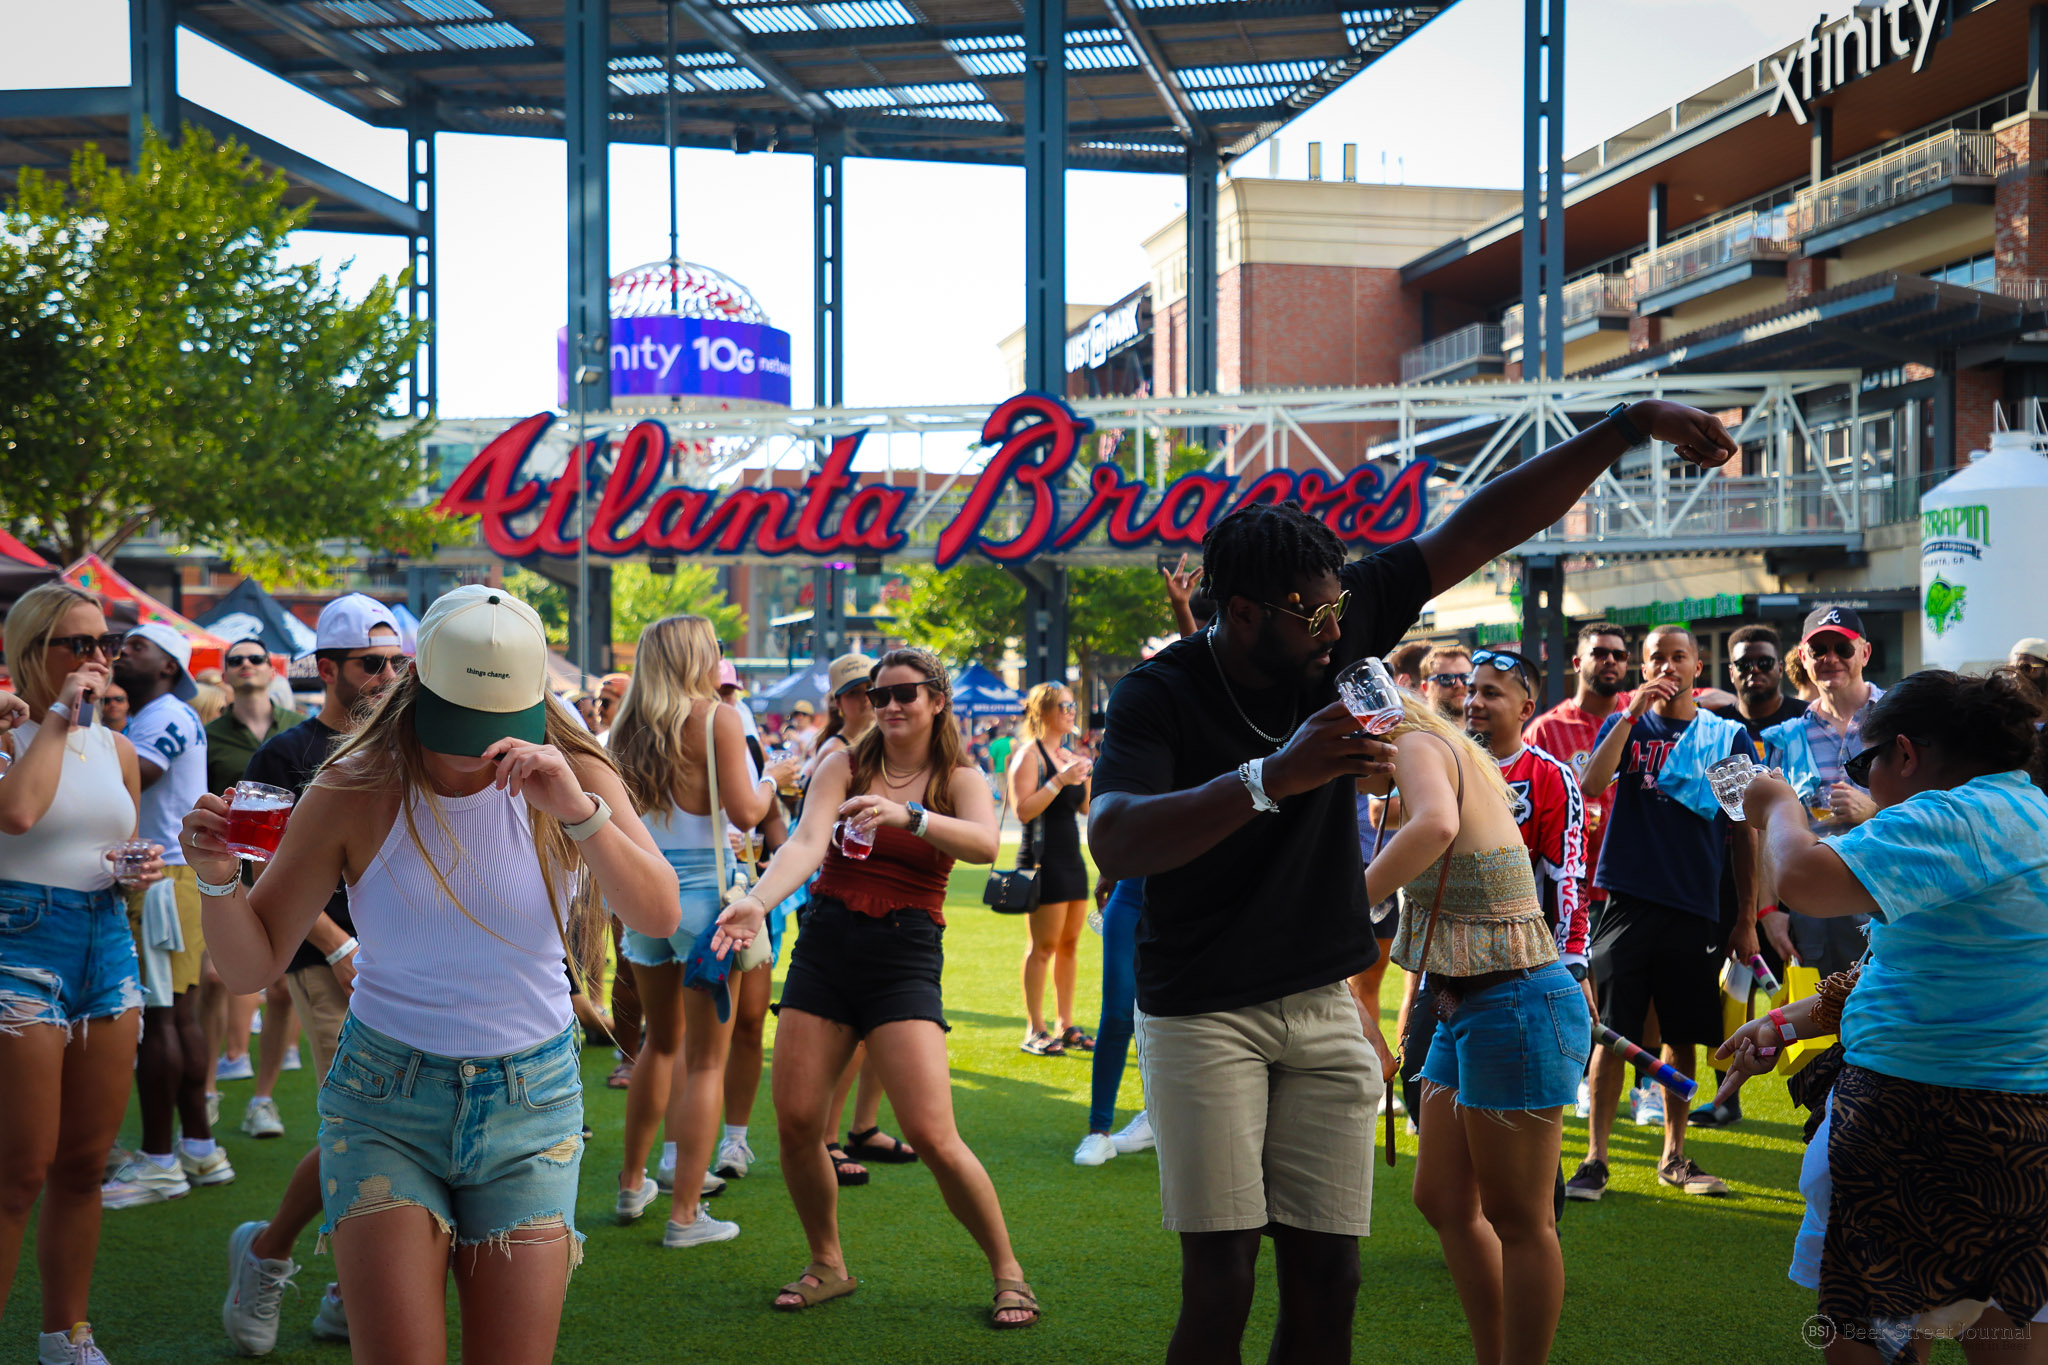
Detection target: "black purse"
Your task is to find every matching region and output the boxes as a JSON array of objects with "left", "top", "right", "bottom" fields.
[{"left": 983, "top": 814, "right": 1042, "bottom": 914}]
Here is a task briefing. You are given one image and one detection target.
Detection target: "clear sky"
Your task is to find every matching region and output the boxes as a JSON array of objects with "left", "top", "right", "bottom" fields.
[{"left": 8, "top": 0, "right": 1820, "bottom": 421}]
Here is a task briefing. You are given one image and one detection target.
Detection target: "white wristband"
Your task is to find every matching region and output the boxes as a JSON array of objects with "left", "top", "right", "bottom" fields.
[
  {"left": 1239, "top": 758, "right": 1280, "bottom": 813},
  {"left": 325, "top": 936, "right": 360, "bottom": 966},
  {"left": 46, "top": 701, "right": 71, "bottom": 725}
]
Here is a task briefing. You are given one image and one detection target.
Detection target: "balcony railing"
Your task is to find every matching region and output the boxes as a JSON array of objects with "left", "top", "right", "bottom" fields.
[
  {"left": 1791, "top": 129, "right": 1996, "bottom": 239},
  {"left": 1503, "top": 274, "right": 1632, "bottom": 350},
  {"left": 1400, "top": 322, "right": 1503, "bottom": 384},
  {"left": 1625, "top": 209, "right": 1793, "bottom": 302}
]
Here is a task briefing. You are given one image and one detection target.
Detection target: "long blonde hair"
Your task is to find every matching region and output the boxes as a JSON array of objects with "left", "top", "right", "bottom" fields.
[
  {"left": 609, "top": 614, "right": 720, "bottom": 814},
  {"left": 848, "top": 647, "right": 971, "bottom": 817},
  {"left": 1388, "top": 688, "right": 1513, "bottom": 808},
  {"left": 1018, "top": 681, "right": 1069, "bottom": 742},
  {"left": 316, "top": 666, "right": 616, "bottom": 990},
  {"left": 190, "top": 682, "right": 229, "bottom": 724},
  {"left": 3, "top": 582, "right": 102, "bottom": 712}
]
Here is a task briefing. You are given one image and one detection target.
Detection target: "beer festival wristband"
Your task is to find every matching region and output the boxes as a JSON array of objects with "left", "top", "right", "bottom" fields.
[
  {"left": 1769, "top": 1007, "right": 1796, "bottom": 1046},
  {"left": 194, "top": 870, "right": 243, "bottom": 898},
  {"left": 1239, "top": 759, "right": 1280, "bottom": 813},
  {"left": 325, "top": 937, "right": 360, "bottom": 966}
]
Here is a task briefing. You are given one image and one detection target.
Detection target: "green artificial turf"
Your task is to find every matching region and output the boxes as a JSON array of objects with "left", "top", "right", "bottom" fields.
[{"left": 3, "top": 855, "right": 1946, "bottom": 1362}]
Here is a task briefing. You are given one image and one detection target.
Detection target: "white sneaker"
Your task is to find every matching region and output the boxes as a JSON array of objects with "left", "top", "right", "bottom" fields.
[
  {"left": 181, "top": 1146, "right": 237, "bottom": 1187},
  {"left": 1073, "top": 1132, "right": 1116, "bottom": 1167},
  {"left": 1575, "top": 1079, "right": 1592, "bottom": 1120},
  {"left": 281, "top": 1046, "right": 302, "bottom": 1073},
  {"left": 1111, "top": 1110, "right": 1155, "bottom": 1155},
  {"left": 1632, "top": 1084, "right": 1666, "bottom": 1128},
  {"left": 241, "top": 1097, "right": 285, "bottom": 1140},
  {"left": 662, "top": 1206, "right": 739, "bottom": 1247},
  {"left": 309, "top": 1284, "right": 348, "bottom": 1342},
  {"left": 37, "top": 1323, "right": 111, "bottom": 1365},
  {"left": 653, "top": 1158, "right": 725, "bottom": 1197},
  {"left": 222, "top": 1220, "right": 298, "bottom": 1355},
  {"left": 102, "top": 1157, "right": 190, "bottom": 1208},
  {"left": 206, "top": 1091, "right": 222, "bottom": 1128},
  {"left": 714, "top": 1135, "right": 755, "bottom": 1179},
  {"left": 217, "top": 1054, "right": 255, "bottom": 1082},
  {"left": 616, "top": 1176, "right": 659, "bottom": 1224}
]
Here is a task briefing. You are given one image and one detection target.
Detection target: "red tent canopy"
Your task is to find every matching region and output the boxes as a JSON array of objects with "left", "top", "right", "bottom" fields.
[
  {"left": 64, "top": 555, "right": 231, "bottom": 674},
  {"left": 0, "top": 530, "right": 47, "bottom": 567}
]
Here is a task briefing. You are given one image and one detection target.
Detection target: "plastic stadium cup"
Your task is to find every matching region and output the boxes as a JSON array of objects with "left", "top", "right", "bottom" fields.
[
  {"left": 1335, "top": 657, "right": 1404, "bottom": 735},
  {"left": 1706, "top": 753, "right": 1758, "bottom": 820},
  {"left": 221, "top": 781, "right": 295, "bottom": 862},
  {"left": 836, "top": 816, "right": 875, "bottom": 861},
  {"left": 107, "top": 839, "right": 154, "bottom": 887}
]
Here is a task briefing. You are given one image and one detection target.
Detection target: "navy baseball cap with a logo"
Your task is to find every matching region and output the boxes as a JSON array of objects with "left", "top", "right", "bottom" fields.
[{"left": 1801, "top": 605, "right": 1865, "bottom": 644}]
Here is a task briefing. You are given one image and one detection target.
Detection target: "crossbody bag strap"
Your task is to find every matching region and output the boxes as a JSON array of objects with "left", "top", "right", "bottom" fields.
[
  {"left": 1387, "top": 734, "right": 1462, "bottom": 1168},
  {"left": 704, "top": 703, "right": 732, "bottom": 897}
]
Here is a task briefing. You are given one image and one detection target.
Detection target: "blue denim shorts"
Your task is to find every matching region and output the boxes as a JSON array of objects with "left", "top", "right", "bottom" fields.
[
  {"left": 619, "top": 848, "right": 726, "bottom": 968},
  {"left": 1419, "top": 959, "right": 1590, "bottom": 1112},
  {"left": 0, "top": 879, "right": 143, "bottom": 1033},
  {"left": 316, "top": 1016, "right": 586, "bottom": 1263}
]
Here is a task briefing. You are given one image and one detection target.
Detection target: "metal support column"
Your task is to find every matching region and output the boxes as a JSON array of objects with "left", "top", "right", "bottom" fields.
[
  {"left": 406, "top": 110, "right": 436, "bottom": 419},
  {"left": 1185, "top": 141, "right": 1218, "bottom": 397},
  {"left": 1023, "top": 0, "right": 1066, "bottom": 396},
  {"left": 565, "top": 0, "right": 612, "bottom": 419},
  {"left": 1646, "top": 181, "right": 1667, "bottom": 250},
  {"left": 810, "top": 125, "right": 847, "bottom": 664},
  {"left": 1520, "top": 0, "right": 1564, "bottom": 387},
  {"left": 1519, "top": 555, "right": 1566, "bottom": 707},
  {"left": 2030, "top": 3, "right": 2048, "bottom": 113},
  {"left": 130, "top": 0, "right": 176, "bottom": 159},
  {"left": 1008, "top": 563, "right": 1070, "bottom": 687}
]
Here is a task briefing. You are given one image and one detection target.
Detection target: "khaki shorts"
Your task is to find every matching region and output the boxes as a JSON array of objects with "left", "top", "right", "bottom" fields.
[
  {"left": 167, "top": 867, "right": 204, "bottom": 996},
  {"left": 1136, "top": 981, "right": 1380, "bottom": 1236},
  {"left": 283, "top": 963, "right": 349, "bottom": 1084}
]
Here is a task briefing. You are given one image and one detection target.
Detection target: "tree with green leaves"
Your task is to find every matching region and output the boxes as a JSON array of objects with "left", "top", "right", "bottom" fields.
[
  {"left": 0, "top": 125, "right": 457, "bottom": 581},
  {"left": 508, "top": 563, "right": 745, "bottom": 652}
]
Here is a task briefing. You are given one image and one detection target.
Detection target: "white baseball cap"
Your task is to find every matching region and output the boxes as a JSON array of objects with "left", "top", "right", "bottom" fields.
[
  {"left": 315, "top": 593, "right": 401, "bottom": 653},
  {"left": 412, "top": 585, "right": 549, "bottom": 756},
  {"left": 126, "top": 622, "right": 198, "bottom": 702}
]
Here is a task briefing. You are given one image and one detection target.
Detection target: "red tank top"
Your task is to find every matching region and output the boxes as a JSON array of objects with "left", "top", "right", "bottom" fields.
[{"left": 811, "top": 825, "right": 954, "bottom": 925}]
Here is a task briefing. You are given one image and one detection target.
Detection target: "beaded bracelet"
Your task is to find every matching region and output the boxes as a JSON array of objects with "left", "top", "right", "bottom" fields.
[{"left": 1808, "top": 963, "right": 1863, "bottom": 1034}]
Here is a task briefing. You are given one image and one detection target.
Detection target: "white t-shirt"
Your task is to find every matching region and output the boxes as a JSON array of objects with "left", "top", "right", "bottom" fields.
[{"left": 126, "top": 693, "right": 208, "bottom": 866}]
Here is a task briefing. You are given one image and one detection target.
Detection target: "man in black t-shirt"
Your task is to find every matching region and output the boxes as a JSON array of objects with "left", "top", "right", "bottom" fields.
[
  {"left": 221, "top": 593, "right": 403, "bottom": 1354},
  {"left": 1090, "top": 401, "right": 1738, "bottom": 1364}
]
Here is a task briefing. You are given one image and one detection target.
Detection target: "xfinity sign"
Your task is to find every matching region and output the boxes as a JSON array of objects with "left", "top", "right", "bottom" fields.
[
  {"left": 1065, "top": 298, "right": 1145, "bottom": 374},
  {"left": 556, "top": 316, "right": 794, "bottom": 407},
  {"left": 1767, "top": 0, "right": 1944, "bottom": 126}
]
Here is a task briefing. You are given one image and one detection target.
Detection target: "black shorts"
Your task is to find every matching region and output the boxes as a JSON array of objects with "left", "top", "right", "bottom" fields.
[
  {"left": 773, "top": 896, "right": 949, "bottom": 1036},
  {"left": 1588, "top": 890, "right": 1723, "bottom": 1050}
]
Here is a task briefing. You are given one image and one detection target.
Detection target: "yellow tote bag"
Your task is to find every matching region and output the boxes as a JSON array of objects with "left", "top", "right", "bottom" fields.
[{"left": 1775, "top": 962, "right": 1836, "bottom": 1075}]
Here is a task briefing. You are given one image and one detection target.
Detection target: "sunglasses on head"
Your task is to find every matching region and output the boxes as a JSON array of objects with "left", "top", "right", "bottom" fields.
[
  {"left": 1805, "top": 637, "right": 1857, "bottom": 659},
  {"left": 48, "top": 632, "right": 128, "bottom": 659},
  {"left": 1470, "top": 649, "right": 1535, "bottom": 692},
  {"left": 872, "top": 679, "right": 939, "bottom": 707},
  {"left": 1260, "top": 590, "right": 1350, "bottom": 636},
  {"left": 1732, "top": 656, "right": 1780, "bottom": 673},
  {"left": 1843, "top": 736, "right": 1893, "bottom": 787},
  {"left": 225, "top": 650, "right": 268, "bottom": 667}
]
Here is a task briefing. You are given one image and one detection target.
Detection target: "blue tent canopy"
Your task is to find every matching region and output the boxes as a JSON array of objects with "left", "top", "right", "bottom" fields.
[
  {"left": 195, "top": 578, "right": 318, "bottom": 658},
  {"left": 748, "top": 664, "right": 830, "bottom": 714},
  {"left": 951, "top": 662, "right": 1025, "bottom": 717}
]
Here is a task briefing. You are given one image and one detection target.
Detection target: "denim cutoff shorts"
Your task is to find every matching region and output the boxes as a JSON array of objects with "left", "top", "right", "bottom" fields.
[
  {"left": 618, "top": 847, "right": 726, "bottom": 968},
  {"left": 1419, "top": 959, "right": 1590, "bottom": 1111},
  {"left": 316, "top": 1015, "right": 586, "bottom": 1262},
  {"left": 0, "top": 879, "right": 143, "bottom": 1031}
]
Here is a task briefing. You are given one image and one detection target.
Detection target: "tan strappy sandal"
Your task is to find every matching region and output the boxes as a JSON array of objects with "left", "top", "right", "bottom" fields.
[
  {"left": 773, "top": 1264, "right": 858, "bottom": 1311},
  {"left": 991, "top": 1279, "right": 1041, "bottom": 1329}
]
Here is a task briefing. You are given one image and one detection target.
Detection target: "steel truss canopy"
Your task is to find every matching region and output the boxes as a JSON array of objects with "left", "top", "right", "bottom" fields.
[
  {"left": 426, "top": 369, "right": 1871, "bottom": 567},
  {"left": 81, "top": 0, "right": 1453, "bottom": 173}
]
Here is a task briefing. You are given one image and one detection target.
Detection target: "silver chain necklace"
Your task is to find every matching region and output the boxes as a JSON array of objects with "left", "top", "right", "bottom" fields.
[{"left": 1204, "top": 624, "right": 1296, "bottom": 749}]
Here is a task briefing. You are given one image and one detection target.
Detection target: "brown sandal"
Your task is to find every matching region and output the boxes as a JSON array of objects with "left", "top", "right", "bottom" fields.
[
  {"left": 774, "top": 1263, "right": 859, "bottom": 1311},
  {"left": 991, "top": 1278, "right": 1040, "bottom": 1329},
  {"left": 605, "top": 1060, "right": 634, "bottom": 1089}
]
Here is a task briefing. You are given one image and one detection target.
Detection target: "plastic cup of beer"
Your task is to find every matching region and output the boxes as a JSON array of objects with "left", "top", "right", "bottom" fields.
[
  {"left": 1335, "top": 658, "right": 1404, "bottom": 735},
  {"left": 836, "top": 816, "right": 876, "bottom": 861},
  {"left": 222, "top": 781, "right": 294, "bottom": 861}
]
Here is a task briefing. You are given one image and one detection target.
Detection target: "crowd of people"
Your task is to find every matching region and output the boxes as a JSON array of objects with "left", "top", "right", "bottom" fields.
[{"left": 4, "top": 391, "right": 2048, "bottom": 1365}]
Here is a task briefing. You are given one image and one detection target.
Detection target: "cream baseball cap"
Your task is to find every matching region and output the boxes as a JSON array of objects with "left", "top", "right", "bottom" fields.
[
  {"left": 412, "top": 585, "right": 549, "bottom": 756},
  {"left": 829, "top": 652, "right": 876, "bottom": 697}
]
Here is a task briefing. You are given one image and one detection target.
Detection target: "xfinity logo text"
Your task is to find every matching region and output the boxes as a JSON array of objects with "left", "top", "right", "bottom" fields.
[{"left": 1768, "top": 0, "right": 1943, "bottom": 126}]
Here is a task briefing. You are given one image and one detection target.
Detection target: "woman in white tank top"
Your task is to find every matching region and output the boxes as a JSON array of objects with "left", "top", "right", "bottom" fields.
[
  {"left": 606, "top": 614, "right": 785, "bottom": 1247},
  {"left": 178, "top": 586, "right": 678, "bottom": 1365},
  {"left": 0, "top": 583, "right": 163, "bottom": 1365}
]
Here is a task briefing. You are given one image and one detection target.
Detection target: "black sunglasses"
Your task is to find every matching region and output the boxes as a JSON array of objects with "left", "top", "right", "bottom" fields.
[
  {"left": 1806, "top": 638, "right": 1857, "bottom": 659},
  {"left": 48, "top": 632, "right": 128, "bottom": 659},
  {"left": 1584, "top": 647, "right": 1629, "bottom": 663},
  {"left": 225, "top": 651, "right": 269, "bottom": 667},
  {"left": 1470, "top": 649, "right": 1536, "bottom": 691},
  {"left": 1426, "top": 671, "right": 1473, "bottom": 688},
  {"left": 1843, "top": 737, "right": 1892, "bottom": 787},
  {"left": 1732, "top": 656, "right": 1780, "bottom": 673},
  {"left": 344, "top": 653, "right": 402, "bottom": 675},
  {"left": 872, "top": 679, "right": 940, "bottom": 707}
]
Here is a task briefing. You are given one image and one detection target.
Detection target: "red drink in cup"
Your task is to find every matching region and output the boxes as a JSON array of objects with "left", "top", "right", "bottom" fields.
[
  {"left": 222, "top": 781, "right": 294, "bottom": 861},
  {"left": 836, "top": 816, "right": 876, "bottom": 861}
]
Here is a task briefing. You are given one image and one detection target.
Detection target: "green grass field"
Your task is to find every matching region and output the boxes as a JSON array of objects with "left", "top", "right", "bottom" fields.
[{"left": 5, "top": 856, "right": 1911, "bottom": 1363}]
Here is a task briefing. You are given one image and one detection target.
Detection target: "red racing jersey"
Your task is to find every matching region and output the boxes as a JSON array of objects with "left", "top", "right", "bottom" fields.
[
  {"left": 1523, "top": 698, "right": 1617, "bottom": 905},
  {"left": 1497, "top": 743, "right": 1588, "bottom": 965}
]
